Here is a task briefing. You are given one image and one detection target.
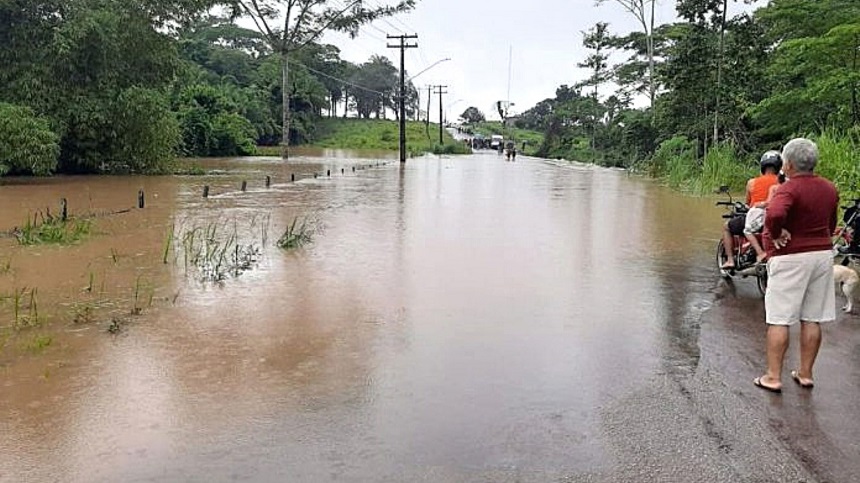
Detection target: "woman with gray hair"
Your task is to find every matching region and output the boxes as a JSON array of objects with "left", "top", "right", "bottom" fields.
[{"left": 754, "top": 137, "right": 839, "bottom": 393}]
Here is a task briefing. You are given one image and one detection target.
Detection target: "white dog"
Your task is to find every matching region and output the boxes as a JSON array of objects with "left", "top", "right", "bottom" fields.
[{"left": 834, "top": 264, "right": 859, "bottom": 313}]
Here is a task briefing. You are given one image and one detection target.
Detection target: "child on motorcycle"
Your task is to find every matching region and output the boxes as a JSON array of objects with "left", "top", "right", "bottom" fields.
[
  {"left": 745, "top": 165, "right": 786, "bottom": 264},
  {"left": 721, "top": 151, "right": 782, "bottom": 268}
]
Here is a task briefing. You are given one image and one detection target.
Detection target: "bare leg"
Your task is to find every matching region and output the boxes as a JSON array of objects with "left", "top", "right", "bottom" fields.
[
  {"left": 797, "top": 322, "right": 821, "bottom": 384},
  {"left": 761, "top": 324, "right": 789, "bottom": 389},
  {"left": 722, "top": 222, "right": 735, "bottom": 268},
  {"left": 746, "top": 233, "right": 767, "bottom": 262}
]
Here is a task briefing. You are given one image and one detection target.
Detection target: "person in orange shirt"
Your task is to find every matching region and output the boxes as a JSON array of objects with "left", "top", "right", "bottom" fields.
[
  {"left": 721, "top": 151, "right": 782, "bottom": 269},
  {"left": 744, "top": 152, "right": 785, "bottom": 263}
]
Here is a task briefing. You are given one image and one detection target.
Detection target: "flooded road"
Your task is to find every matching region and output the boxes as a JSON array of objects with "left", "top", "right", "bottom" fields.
[{"left": 2, "top": 150, "right": 859, "bottom": 482}]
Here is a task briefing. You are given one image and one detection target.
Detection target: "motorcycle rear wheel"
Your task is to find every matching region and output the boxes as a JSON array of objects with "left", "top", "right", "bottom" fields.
[
  {"left": 756, "top": 265, "right": 768, "bottom": 296},
  {"left": 716, "top": 239, "right": 731, "bottom": 279}
]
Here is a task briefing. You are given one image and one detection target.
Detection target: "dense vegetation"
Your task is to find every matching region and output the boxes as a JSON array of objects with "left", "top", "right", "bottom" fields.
[
  {"left": 517, "top": 0, "right": 860, "bottom": 195},
  {"left": 0, "top": 0, "right": 420, "bottom": 175},
  {"left": 257, "top": 118, "right": 466, "bottom": 156}
]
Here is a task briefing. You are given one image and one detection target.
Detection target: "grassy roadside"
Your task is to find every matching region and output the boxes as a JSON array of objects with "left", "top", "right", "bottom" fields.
[
  {"left": 461, "top": 121, "right": 544, "bottom": 156},
  {"left": 257, "top": 118, "right": 469, "bottom": 156},
  {"left": 645, "top": 129, "right": 860, "bottom": 199}
]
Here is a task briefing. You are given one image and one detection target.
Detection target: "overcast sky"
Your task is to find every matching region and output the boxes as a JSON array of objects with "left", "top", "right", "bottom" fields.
[{"left": 320, "top": 0, "right": 761, "bottom": 120}]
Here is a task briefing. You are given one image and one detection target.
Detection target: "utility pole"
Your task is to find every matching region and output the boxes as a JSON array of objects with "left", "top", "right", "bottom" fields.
[
  {"left": 387, "top": 34, "right": 418, "bottom": 163},
  {"left": 434, "top": 85, "right": 448, "bottom": 145},
  {"left": 425, "top": 85, "right": 432, "bottom": 137}
]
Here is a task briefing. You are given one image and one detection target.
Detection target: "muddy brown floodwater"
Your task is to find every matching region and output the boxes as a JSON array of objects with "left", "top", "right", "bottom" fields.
[{"left": 2, "top": 150, "right": 860, "bottom": 482}]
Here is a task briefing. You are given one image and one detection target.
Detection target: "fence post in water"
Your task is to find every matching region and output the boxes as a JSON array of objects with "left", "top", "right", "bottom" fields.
[
  {"left": 314, "top": 173, "right": 318, "bottom": 179},
  {"left": 352, "top": 166, "right": 355, "bottom": 172},
  {"left": 291, "top": 173, "right": 295, "bottom": 182},
  {"left": 203, "top": 185, "right": 210, "bottom": 198},
  {"left": 327, "top": 169, "right": 331, "bottom": 177},
  {"left": 138, "top": 190, "right": 145, "bottom": 209},
  {"left": 265, "top": 175, "right": 271, "bottom": 188},
  {"left": 241, "top": 181, "right": 247, "bottom": 192},
  {"left": 341, "top": 168, "right": 344, "bottom": 175},
  {"left": 61, "top": 198, "right": 68, "bottom": 221}
]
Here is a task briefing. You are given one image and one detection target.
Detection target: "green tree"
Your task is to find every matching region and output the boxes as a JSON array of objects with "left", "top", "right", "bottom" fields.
[
  {"left": 460, "top": 107, "right": 486, "bottom": 124},
  {"left": 595, "top": 0, "right": 658, "bottom": 108},
  {"left": 0, "top": 103, "right": 59, "bottom": 176},
  {"left": 227, "top": 0, "right": 418, "bottom": 159},
  {"left": 0, "top": 0, "right": 211, "bottom": 174},
  {"left": 350, "top": 55, "right": 397, "bottom": 119}
]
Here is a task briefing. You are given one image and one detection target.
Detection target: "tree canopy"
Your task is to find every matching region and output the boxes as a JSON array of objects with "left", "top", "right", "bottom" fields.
[
  {"left": 0, "top": 2, "right": 423, "bottom": 175},
  {"left": 517, "top": 0, "right": 860, "bottom": 171}
]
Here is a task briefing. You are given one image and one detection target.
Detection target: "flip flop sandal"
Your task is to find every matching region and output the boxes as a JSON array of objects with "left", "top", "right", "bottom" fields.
[
  {"left": 791, "top": 370, "right": 814, "bottom": 389},
  {"left": 754, "top": 376, "right": 782, "bottom": 393}
]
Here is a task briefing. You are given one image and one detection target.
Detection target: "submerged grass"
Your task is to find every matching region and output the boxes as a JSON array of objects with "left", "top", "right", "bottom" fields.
[
  {"left": 21, "top": 334, "right": 52, "bottom": 354},
  {"left": 8, "top": 287, "right": 39, "bottom": 330},
  {"left": 277, "top": 216, "right": 315, "bottom": 249},
  {"left": 15, "top": 215, "right": 92, "bottom": 246},
  {"left": 175, "top": 218, "right": 264, "bottom": 282}
]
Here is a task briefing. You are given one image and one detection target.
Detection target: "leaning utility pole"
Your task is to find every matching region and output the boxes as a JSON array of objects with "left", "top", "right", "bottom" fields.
[
  {"left": 434, "top": 85, "right": 448, "bottom": 145},
  {"left": 387, "top": 34, "right": 418, "bottom": 163}
]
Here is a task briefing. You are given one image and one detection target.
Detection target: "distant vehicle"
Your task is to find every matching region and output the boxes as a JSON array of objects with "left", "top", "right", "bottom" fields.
[{"left": 490, "top": 134, "right": 504, "bottom": 149}]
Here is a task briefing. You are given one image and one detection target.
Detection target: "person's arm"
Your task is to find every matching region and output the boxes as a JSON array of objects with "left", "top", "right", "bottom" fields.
[
  {"left": 831, "top": 190, "right": 839, "bottom": 234},
  {"left": 745, "top": 179, "right": 753, "bottom": 205},
  {"left": 757, "top": 184, "right": 781, "bottom": 208},
  {"left": 765, "top": 184, "right": 792, "bottom": 237}
]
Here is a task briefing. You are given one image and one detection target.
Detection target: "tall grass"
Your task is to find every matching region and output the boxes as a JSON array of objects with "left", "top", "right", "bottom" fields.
[
  {"left": 814, "top": 129, "right": 860, "bottom": 200},
  {"left": 277, "top": 216, "right": 314, "bottom": 249},
  {"left": 175, "top": 219, "right": 263, "bottom": 282},
  {"left": 15, "top": 216, "right": 91, "bottom": 245},
  {"left": 690, "top": 144, "right": 755, "bottom": 194},
  {"left": 649, "top": 136, "right": 754, "bottom": 194}
]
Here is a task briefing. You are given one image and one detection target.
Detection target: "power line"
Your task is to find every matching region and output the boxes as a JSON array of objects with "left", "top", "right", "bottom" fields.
[{"left": 290, "top": 59, "right": 384, "bottom": 96}]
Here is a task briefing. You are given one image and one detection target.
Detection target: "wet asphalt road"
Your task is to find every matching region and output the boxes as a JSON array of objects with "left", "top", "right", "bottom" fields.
[{"left": 2, "top": 151, "right": 860, "bottom": 482}]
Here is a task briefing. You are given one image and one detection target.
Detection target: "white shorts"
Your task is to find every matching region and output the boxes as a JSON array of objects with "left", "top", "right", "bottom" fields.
[
  {"left": 744, "top": 207, "right": 765, "bottom": 235},
  {"left": 765, "top": 250, "right": 835, "bottom": 325}
]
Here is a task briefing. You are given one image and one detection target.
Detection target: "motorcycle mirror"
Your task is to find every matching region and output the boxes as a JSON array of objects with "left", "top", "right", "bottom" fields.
[{"left": 718, "top": 185, "right": 730, "bottom": 194}]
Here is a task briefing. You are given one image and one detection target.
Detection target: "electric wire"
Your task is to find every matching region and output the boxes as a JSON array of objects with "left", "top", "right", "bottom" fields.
[{"left": 290, "top": 58, "right": 385, "bottom": 96}]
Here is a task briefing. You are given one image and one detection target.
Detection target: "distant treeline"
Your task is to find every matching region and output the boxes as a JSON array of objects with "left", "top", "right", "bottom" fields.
[
  {"left": 514, "top": 0, "right": 860, "bottom": 194},
  {"left": 0, "top": 1, "right": 419, "bottom": 176}
]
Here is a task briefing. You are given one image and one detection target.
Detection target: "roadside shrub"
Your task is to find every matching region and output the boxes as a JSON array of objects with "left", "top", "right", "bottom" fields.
[
  {"left": 650, "top": 135, "right": 697, "bottom": 187},
  {"left": 109, "top": 87, "right": 179, "bottom": 173},
  {"left": 59, "top": 88, "right": 178, "bottom": 173},
  {"left": 814, "top": 129, "right": 860, "bottom": 200},
  {"left": 0, "top": 103, "right": 59, "bottom": 176},
  {"left": 432, "top": 143, "right": 471, "bottom": 155},
  {"left": 210, "top": 113, "right": 257, "bottom": 156},
  {"left": 692, "top": 143, "right": 754, "bottom": 194}
]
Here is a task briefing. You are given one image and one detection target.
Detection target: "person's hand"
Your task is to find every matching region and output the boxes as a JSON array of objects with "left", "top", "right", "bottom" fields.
[{"left": 773, "top": 229, "right": 791, "bottom": 249}]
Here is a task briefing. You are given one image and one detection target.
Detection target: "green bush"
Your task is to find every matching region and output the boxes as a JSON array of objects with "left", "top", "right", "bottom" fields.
[
  {"left": 59, "top": 88, "right": 178, "bottom": 173},
  {"left": 175, "top": 84, "right": 257, "bottom": 157},
  {"left": 692, "top": 144, "right": 754, "bottom": 194},
  {"left": 650, "top": 135, "right": 697, "bottom": 184},
  {"left": 432, "top": 143, "right": 472, "bottom": 155},
  {"left": 210, "top": 113, "right": 257, "bottom": 156},
  {"left": 109, "top": 87, "right": 179, "bottom": 173},
  {"left": 0, "top": 103, "right": 59, "bottom": 176}
]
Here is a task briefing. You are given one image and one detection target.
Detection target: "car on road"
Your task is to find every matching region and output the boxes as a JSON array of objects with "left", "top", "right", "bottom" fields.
[{"left": 490, "top": 134, "right": 504, "bottom": 149}]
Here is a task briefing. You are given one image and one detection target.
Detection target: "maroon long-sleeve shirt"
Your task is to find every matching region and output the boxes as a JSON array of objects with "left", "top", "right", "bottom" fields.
[{"left": 763, "top": 172, "right": 838, "bottom": 257}]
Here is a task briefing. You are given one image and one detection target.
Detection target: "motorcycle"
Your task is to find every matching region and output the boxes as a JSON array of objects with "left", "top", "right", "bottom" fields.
[
  {"left": 833, "top": 197, "right": 860, "bottom": 266},
  {"left": 715, "top": 186, "right": 768, "bottom": 296}
]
